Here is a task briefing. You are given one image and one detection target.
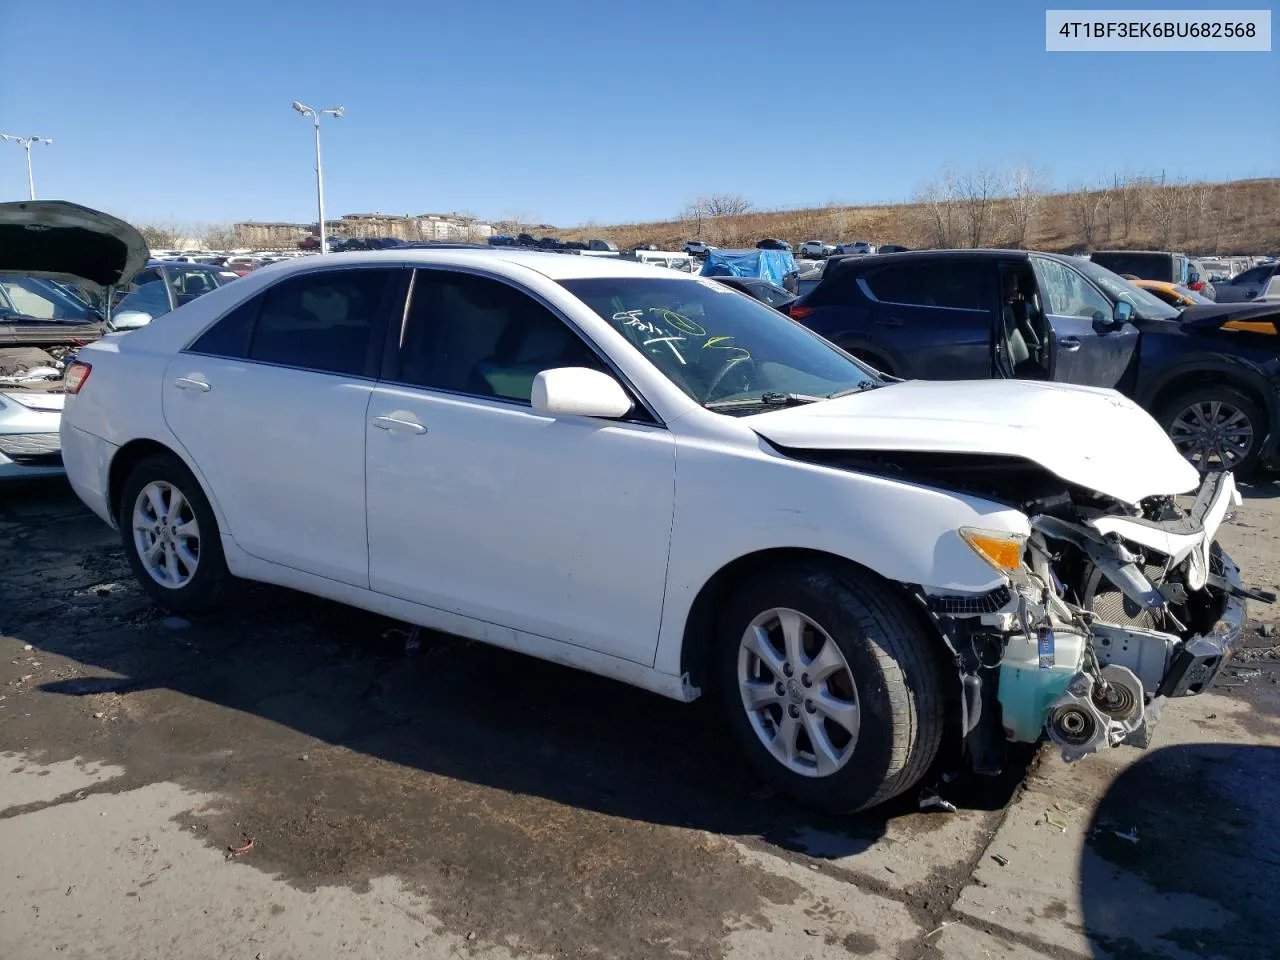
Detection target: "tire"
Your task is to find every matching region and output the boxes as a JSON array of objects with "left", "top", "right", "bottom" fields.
[
  {"left": 119, "top": 453, "right": 231, "bottom": 613},
  {"left": 1156, "top": 385, "right": 1266, "bottom": 478},
  {"left": 715, "top": 563, "right": 946, "bottom": 813}
]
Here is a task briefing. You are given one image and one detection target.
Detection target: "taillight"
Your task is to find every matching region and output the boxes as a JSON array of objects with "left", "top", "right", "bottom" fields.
[
  {"left": 1189, "top": 280, "right": 1205, "bottom": 290},
  {"left": 64, "top": 361, "right": 92, "bottom": 394},
  {"left": 789, "top": 305, "right": 814, "bottom": 320}
]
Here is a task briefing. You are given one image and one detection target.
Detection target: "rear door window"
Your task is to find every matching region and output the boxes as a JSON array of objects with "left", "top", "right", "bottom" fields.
[
  {"left": 862, "top": 262, "right": 986, "bottom": 310},
  {"left": 197, "top": 269, "right": 397, "bottom": 376}
]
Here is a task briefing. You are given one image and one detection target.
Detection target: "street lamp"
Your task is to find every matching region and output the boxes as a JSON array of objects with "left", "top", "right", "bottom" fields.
[
  {"left": 0, "top": 134, "right": 54, "bottom": 200},
  {"left": 291, "top": 101, "right": 344, "bottom": 253}
]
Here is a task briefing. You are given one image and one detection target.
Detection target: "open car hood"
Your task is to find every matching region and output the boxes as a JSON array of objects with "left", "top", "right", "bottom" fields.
[
  {"left": 746, "top": 379, "right": 1200, "bottom": 505},
  {"left": 0, "top": 200, "right": 148, "bottom": 292},
  {"left": 1179, "top": 300, "right": 1280, "bottom": 329}
]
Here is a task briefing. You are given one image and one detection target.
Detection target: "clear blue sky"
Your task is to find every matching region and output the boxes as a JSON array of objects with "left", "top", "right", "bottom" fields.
[{"left": 1, "top": 0, "right": 1275, "bottom": 228}]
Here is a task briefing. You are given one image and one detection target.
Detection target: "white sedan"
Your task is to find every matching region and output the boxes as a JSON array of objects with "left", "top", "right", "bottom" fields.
[{"left": 62, "top": 249, "right": 1250, "bottom": 811}]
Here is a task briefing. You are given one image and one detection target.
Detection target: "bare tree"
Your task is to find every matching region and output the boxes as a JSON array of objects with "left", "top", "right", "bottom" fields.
[
  {"left": 679, "top": 197, "right": 710, "bottom": 239},
  {"left": 201, "top": 223, "right": 238, "bottom": 250},
  {"left": 1181, "top": 181, "right": 1212, "bottom": 243},
  {"left": 1006, "top": 164, "right": 1046, "bottom": 248},
  {"left": 955, "top": 166, "right": 1003, "bottom": 248},
  {"left": 1068, "top": 184, "right": 1110, "bottom": 250},
  {"left": 1111, "top": 172, "right": 1155, "bottom": 239},
  {"left": 704, "top": 193, "right": 752, "bottom": 218},
  {"left": 1145, "top": 181, "right": 1185, "bottom": 248},
  {"left": 137, "top": 223, "right": 182, "bottom": 250},
  {"left": 913, "top": 169, "right": 961, "bottom": 248}
]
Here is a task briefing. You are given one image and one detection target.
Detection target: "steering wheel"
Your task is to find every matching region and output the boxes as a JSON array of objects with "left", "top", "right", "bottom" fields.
[{"left": 705, "top": 357, "right": 757, "bottom": 401}]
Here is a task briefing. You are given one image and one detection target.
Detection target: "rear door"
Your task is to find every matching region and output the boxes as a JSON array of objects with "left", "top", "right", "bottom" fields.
[
  {"left": 162, "top": 266, "right": 398, "bottom": 586},
  {"left": 858, "top": 259, "right": 996, "bottom": 378},
  {"left": 1032, "top": 256, "right": 1138, "bottom": 387}
]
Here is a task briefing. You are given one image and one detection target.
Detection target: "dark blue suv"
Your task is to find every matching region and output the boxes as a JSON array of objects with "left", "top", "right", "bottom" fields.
[{"left": 788, "top": 249, "right": 1280, "bottom": 476}]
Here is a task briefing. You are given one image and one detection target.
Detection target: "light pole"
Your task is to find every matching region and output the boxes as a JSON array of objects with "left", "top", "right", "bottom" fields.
[
  {"left": 290, "top": 102, "right": 344, "bottom": 253},
  {"left": 0, "top": 134, "right": 53, "bottom": 200}
]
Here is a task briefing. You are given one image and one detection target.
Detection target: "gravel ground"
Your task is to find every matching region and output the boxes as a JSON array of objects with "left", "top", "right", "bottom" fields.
[{"left": 1, "top": 479, "right": 1277, "bottom": 960}]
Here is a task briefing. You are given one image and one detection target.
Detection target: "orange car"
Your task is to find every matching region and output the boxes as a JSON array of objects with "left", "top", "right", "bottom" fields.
[{"left": 1128, "top": 278, "right": 1213, "bottom": 308}]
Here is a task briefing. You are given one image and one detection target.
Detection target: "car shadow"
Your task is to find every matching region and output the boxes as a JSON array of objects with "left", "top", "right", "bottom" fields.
[
  {"left": 1080, "top": 743, "right": 1280, "bottom": 960},
  {"left": 5, "top": 483, "right": 1028, "bottom": 864}
]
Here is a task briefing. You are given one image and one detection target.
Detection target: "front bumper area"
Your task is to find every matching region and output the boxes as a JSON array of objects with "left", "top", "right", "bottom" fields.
[{"left": 1157, "top": 549, "right": 1248, "bottom": 697}]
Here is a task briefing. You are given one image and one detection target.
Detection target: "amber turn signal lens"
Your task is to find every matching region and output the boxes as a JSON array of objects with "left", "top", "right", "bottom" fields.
[{"left": 959, "top": 528, "right": 1025, "bottom": 572}]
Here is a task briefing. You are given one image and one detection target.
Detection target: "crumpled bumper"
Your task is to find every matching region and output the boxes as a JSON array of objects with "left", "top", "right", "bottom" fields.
[{"left": 1157, "top": 549, "right": 1248, "bottom": 697}]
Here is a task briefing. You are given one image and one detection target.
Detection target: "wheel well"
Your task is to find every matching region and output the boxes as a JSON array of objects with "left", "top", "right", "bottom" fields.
[
  {"left": 1149, "top": 371, "right": 1270, "bottom": 424},
  {"left": 841, "top": 345, "right": 895, "bottom": 376},
  {"left": 678, "top": 547, "right": 949, "bottom": 696},
  {"left": 107, "top": 439, "right": 178, "bottom": 524}
]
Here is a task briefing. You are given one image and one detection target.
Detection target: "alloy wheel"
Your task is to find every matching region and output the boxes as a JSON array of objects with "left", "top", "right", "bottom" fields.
[
  {"left": 1169, "top": 400, "right": 1254, "bottom": 470},
  {"left": 132, "top": 480, "right": 200, "bottom": 589},
  {"left": 737, "top": 607, "right": 860, "bottom": 777}
]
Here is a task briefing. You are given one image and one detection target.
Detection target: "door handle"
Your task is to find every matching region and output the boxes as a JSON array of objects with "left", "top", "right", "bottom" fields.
[
  {"left": 372, "top": 415, "right": 426, "bottom": 435},
  {"left": 173, "top": 377, "right": 210, "bottom": 392},
  {"left": 1059, "top": 337, "right": 1082, "bottom": 352},
  {"left": 875, "top": 318, "right": 903, "bottom": 327}
]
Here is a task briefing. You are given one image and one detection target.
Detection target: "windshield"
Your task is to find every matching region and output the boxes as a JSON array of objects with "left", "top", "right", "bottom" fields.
[
  {"left": 0, "top": 275, "right": 99, "bottom": 322},
  {"left": 560, "top": 276, "right": 879, "bottom": 408},
  {"left": 1071, "top": 258, "right": 1181, "bottom": 320}
]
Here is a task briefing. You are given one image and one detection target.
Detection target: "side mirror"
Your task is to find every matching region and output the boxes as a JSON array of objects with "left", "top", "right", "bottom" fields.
[
  {"left": 531, "top": 367, "right": 634, "bottom": 419},
  {"left": 1113, "top": 300, "right": 1133, "bottom": 324},
  {"left": 109, "top": 310, "right": 154, "bottom": 331}
]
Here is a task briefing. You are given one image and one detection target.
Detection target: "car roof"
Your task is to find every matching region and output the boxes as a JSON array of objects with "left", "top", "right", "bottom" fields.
[
  {"left": 147, "top": 259, "right": 224, "bottom": 271},
  {"left": 253, "top": 248, "right": 700, "bottom": 281}
]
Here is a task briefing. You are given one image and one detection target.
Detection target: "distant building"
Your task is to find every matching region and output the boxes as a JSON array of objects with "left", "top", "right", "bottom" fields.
[
  {"left": 234, "top": 213, "right": 494, "bottom": 249},
  {"left": 233, "top": 222, "right": 314, "bottom": 248}
]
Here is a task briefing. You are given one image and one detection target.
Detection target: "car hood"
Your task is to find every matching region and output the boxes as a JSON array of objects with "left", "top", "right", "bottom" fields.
[
  {"left": 1179, "top": 300, "right": 1280, "bottom": 329},
  {"left": 746, "top": 379, "right": 1199, "bottom": 505},
  {"left": 0, "top": 200, "right": 148, "bottom": 292}
]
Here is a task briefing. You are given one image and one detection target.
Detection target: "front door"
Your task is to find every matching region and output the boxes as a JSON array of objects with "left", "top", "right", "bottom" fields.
[
  {"left": 365, "top": 268, "right": 676, "bottom": 665},
  {"left": 1032, "top": 256, "right": 1139, "bottom": 387},
  {"left": 162, "top": 267, "right": 397, "bottom": 586}
]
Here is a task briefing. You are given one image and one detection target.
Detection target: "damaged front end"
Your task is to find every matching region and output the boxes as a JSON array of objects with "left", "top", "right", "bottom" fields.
[{"left": 914, "top": 463, "right": 1269, "bottom": 769}]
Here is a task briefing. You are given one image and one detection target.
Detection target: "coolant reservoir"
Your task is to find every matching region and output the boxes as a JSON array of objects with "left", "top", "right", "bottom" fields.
[{"left": 997, "top": 629, "right": 1088, "bottom": 742}]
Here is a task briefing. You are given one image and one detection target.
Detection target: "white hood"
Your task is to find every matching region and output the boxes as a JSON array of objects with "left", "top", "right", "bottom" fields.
[{"left": 747, "top": 379, "right": 1200, "bottom": 505}]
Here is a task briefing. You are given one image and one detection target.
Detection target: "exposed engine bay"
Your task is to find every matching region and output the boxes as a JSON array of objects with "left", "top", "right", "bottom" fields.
[{"left": 793, "top": 448, "right": 1273, "bottom": 769}]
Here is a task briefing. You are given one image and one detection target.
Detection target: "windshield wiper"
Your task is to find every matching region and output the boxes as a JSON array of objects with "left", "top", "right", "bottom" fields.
[
  {"left": 704, "top": 392, "right": 825, "bottom": 410},
  {"left": 827, "top": 381, "right": 884, "bottom": 399}
]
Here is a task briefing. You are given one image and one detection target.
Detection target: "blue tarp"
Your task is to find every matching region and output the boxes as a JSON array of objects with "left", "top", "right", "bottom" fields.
[{"left": 700, "top": 248, "right": 797, "bottom": 286}]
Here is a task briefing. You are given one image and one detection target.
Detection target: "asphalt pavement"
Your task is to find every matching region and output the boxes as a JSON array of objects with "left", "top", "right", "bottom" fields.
[{"left": 2, "top": 480, "right": 1277, "bottom": 959}]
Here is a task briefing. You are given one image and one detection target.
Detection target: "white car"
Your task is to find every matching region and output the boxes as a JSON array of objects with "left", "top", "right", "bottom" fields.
[
  {"left": 683, "top": 240, "right": 715, "bottom": 256},
  {"left": 836, "top": 241, "right": 875, "bottom": 255},
  {"left": 798, "top": 241, "right": 835, "bottom": 257},
  {"left": 60, "top": 249, "right": 1254, "bottom": 811},
  {"left": 0, "top": 201, "right": 147, "bottom": 480}
]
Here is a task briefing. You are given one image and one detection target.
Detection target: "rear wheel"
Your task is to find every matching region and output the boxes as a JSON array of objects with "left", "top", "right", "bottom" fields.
[
  {"left": 120, "top": 453, "right": 231, "bottom": 612},
  {"left": 715, "top": 564, "right": 945, "bottom": 813},
  {"left": 1158, "top": 385, "right": 1265, "bottom": 477}
]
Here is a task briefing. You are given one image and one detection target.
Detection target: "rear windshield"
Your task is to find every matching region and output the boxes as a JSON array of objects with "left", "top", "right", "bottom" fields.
[{"left": 1090, "top": 252, "right": 1173, "bottom": 281}]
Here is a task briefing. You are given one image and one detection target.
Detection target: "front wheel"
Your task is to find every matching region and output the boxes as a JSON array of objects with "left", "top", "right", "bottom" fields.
[
  {"left": 715, "top": 564, "right": 945, "bottom": 813},
  {"left": 1158, "top": 385, "right": 1265, "bottom": 477},
  {"left": 120, "top": 453, "right": 231, "bottom": 612}
]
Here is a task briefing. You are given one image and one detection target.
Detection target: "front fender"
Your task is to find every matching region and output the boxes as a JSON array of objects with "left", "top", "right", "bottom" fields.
[{"left": 653, "top": 435, "right": 1026, "bottom": 677}]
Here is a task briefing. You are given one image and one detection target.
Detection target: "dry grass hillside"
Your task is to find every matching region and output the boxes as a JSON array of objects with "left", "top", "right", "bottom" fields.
[{"left": 557, "top": 177, "right": 1280, "bottom": 256}]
